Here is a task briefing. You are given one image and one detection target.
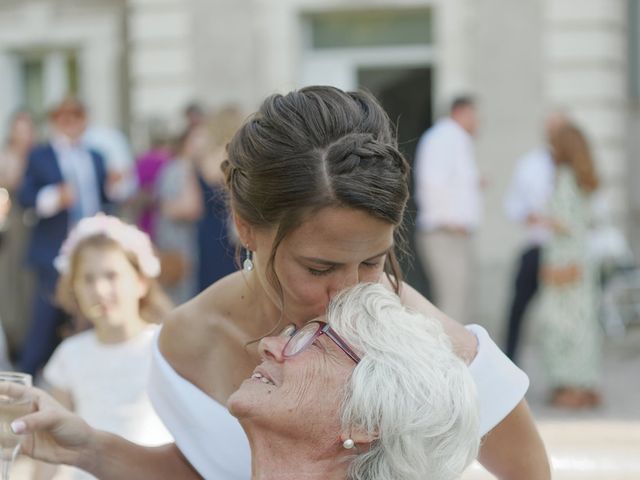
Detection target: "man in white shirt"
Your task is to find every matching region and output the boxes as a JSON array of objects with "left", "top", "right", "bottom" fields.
[
  {"left": 503, "top": 112, "right": 567, "bottom": 362},
  {"left": 414, "top": 96, "right": 481, "bottom": 324}
]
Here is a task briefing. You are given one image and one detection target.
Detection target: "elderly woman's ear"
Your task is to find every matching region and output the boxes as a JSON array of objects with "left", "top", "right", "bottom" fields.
[{"left": 340, "top": 429, "right": 379, "bottom": 449}]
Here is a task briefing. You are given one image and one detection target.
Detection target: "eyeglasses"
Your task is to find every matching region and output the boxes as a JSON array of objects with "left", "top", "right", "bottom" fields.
[{"left": 283, "top": 321, "right": 360, "bottom": 364}]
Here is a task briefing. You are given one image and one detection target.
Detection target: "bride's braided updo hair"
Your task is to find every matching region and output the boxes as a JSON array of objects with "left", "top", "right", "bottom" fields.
[{"left": 221, "top": 86, "right": 410, "bottom": 294}]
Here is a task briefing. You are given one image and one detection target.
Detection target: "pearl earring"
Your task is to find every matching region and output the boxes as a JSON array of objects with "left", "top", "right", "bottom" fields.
[
  {"left": 243, "top": 247, "right": 254, "bottom": 272},
  {"left": 342, "top": 438, "right": 355, "bottom": 450}
]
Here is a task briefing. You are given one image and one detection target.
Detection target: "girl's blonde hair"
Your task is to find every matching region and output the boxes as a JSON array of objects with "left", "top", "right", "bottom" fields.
[
  {"left": 55, "top": 234, "right": 172, "bottom": 323},
  {"left": 54, "top": 215, "right": 173, "bottom": 323}
]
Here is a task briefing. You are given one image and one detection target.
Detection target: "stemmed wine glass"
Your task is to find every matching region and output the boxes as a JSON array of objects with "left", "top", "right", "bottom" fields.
[{"left": 0, "top": 372, "right": 32, "bottom": 480}]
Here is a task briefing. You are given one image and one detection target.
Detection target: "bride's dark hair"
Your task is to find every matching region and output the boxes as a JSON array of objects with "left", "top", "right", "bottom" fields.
[{"left": 222, "top": 85, "right": 410, "bottom": 300}]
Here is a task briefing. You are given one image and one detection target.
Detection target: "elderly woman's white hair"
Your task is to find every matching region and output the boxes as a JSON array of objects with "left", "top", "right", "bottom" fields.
[{"left": 327, "top": 283, "right": 480, "bottom": 480}]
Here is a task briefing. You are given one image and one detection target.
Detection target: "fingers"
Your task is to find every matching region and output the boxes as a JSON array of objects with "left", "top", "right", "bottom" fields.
[
  {"left": 0, "top": 381, "right": 31, "bottom": 399},
  {"left": 0, "top": 382, "right": 51, "bottom": 405},
  {"left": 11, "top": 409, "right": 65, "bottom": 435}
]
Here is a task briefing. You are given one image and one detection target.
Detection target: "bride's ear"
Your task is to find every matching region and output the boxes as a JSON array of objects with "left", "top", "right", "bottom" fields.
[{"left": 233, "top": 212, "right": 256, "bottom": 251}]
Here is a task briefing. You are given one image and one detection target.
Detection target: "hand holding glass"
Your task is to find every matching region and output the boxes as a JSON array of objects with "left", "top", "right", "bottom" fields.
[{"left": 0, "top": 372, "right": 33, "bottom": 480}]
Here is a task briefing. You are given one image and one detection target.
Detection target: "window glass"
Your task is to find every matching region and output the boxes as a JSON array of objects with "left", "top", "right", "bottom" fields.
[{"left": 308, "top": 9, "right": 433, "bottom": 49}]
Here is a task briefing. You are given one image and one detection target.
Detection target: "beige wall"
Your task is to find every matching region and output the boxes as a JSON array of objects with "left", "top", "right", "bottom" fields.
[
  {"left": 183, "top": 0, "right": 631, "bottom": 337},
  {"left": 0, "top": 0, "right": 125, "bottom": 133},
  {"left": 2, "top": 0, "right": 632, "bottom": 339},
  {"left": 471, "top": 0, "right": 545, "bottom": 334}
]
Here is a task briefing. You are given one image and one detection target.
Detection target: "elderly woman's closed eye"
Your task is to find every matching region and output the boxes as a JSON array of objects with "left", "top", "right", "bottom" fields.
[{"left": 227, "top": 283, "right": 480, "bottom": 480}]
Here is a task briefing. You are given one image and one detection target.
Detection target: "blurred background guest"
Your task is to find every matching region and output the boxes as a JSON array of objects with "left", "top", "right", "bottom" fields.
[
  {"left": 413, "top": 96, "right": 482, "bottom": 324},
  {"left": 0, "top": 110, "right": 36, "bottom": 361},
  {"left": 183, "top": 101, "right": 206, "bottom": 130},
  {"left": 17, "top": 96, "right": 115, "bottom": 376},
  {"left": 154, "top": 126, "right": 204, "bottom": 304},
  {"left": 536, "top": 121, "right": 601, "bottom": 409},
  {"left": 503, "top": 112, "right": 568, "bottom": 363},
  {"left": 132, "top": 123, "right": 172, "bottom": 242},
  {"left": 194, "top": 106, "right": 242, "bottom": 292},
  {"left": 83, "top": 122, "right": 138, "bottom": 207}
]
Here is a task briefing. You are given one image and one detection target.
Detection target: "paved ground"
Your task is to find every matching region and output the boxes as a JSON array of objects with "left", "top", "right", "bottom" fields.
[
  {"left": 9, "top": 326, "right": 640, "bottom": 479},
  {"left": 463, "top": 323, "right": 640, "bottom": 479}
]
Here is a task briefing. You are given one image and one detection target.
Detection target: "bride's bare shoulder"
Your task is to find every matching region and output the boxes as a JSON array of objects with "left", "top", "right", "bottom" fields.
[{"left": 158, "top": 273, "right": 243, "bottom": 368}]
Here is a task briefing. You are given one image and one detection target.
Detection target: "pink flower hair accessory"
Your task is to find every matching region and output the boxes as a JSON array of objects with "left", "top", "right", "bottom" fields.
[{"left": 54, "top": 214, "right": 161, "bottom": 278}]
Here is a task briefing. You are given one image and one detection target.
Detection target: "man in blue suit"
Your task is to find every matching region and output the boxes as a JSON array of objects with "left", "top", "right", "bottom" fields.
[{"left": 18, "top": 97, "right": 112, "bottom": 375}]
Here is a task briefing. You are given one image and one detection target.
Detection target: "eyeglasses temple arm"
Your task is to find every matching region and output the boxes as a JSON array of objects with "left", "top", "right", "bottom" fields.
[{"left": 323, "top": 325, "right": 361, "bottom": 364}]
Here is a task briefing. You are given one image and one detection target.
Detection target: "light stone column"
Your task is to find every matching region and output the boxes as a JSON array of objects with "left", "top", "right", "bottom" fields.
[
  {"left": 543, "top": 0, "right": 628, "bottom": 225},
  {"left": 433, "top": 0, "right": 475, "bottom": 110},
  {"left": 43, "top": 51, "right": 68, "bottom": 109},
  {"left": 0, "top": 52, "right": 21, "bottom": 136},
  {"left": 127, "top": 0, "right": 196, "bottom": 147}
]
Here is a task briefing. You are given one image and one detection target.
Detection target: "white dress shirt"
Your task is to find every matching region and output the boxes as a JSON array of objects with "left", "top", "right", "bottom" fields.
[
  {"left": 83, "top": 125, "right": 138, "bottom": 201},
  {"left": 36, "top": 135, "right": 101, "bottom": 221},
  {"left": 504, "top": 147, "right": 555, "bottom": 246},
  {"left": 414, "top": 118, "right": 482, "bottom": 232}
]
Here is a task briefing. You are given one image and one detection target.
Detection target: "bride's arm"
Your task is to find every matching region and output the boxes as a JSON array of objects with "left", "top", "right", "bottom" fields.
[
  {"left": 6, "top": 383, "right": 202, "bottom": 480},
  {"left": 81, "top": 433, "right": 202, "bottom": 480},
  {"left": 398, "top": 281, "right": 551, "bottom": 480}
]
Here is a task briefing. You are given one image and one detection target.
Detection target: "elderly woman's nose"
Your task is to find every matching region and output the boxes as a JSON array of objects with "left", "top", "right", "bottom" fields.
[{"left": 258, "top": 336, "right": 287, "bottom": 362}]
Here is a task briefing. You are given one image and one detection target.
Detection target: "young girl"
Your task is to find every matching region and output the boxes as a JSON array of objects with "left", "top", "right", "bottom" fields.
[{"left": 34, "top": 214, "right": 173, "bottom": 480}]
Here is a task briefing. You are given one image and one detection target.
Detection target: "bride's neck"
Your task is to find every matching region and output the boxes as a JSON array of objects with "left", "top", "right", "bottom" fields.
[{"left": 241, "top": 273, "right": 294, "bottom": 332}]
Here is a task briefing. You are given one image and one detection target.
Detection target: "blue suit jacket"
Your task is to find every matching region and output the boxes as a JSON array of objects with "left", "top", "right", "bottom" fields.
[{"left": 18, "top": 143, "right": 110, "bottom": 269}]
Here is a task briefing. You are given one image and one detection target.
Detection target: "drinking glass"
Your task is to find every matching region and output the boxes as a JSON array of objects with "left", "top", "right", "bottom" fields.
[{"left": 0, "top": 372, "right": 32, "bottom": 480}]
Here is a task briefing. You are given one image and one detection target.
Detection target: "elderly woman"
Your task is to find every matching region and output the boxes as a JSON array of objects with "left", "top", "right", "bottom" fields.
[
  {"left": 7, "top": 284, "right": 478, "bottom": 480},
  {"left": 228, "top": 283, "right": 479, "bottom": 480}
]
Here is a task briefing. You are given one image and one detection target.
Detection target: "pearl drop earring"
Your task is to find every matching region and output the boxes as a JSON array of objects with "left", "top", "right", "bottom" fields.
[
  {"left": 243, "top": 246, "right": 254, "bottom": 271},
  {"left": 342, "top": 439, "right": 355, "bottom": 450}
]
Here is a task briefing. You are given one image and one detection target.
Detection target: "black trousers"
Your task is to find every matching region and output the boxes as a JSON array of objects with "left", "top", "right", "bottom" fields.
[
  {"left": 17, "top": 266, "right": 66, "bottom": 376},
  {"left": 505, "top": 246, "right": 541, "bottom": 363}
]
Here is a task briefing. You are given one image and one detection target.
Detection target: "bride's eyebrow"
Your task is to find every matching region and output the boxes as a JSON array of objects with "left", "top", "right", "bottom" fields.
[{"left": 299, "top": 247, "right": 392, "bottom": 266}]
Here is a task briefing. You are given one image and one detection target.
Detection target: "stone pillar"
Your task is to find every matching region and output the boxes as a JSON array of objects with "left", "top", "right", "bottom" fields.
[
  {"left": 0, "top": 52, "right": 21, "bottom": 136},
  {"left": 43, "top": 51, "right": 68, "bottom": 109},
  {"left": 433, "top": 0, "right": 475, "bottom": 109},
  {"left": 543, "top": 0, "right": 628, "bottom": 224},
  {"left": 127, "top": 0, "right": 196, "bottom": 146}
]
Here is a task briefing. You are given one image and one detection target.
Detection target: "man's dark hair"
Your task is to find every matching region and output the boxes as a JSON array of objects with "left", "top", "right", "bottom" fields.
[{"left": 450, "top": 96, "right": 475, "bottom": 113}]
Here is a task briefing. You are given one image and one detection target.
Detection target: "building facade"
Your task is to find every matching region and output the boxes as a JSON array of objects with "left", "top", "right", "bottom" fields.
[{"left": 0, "top": 0, "right": 634, "bottom": 335}]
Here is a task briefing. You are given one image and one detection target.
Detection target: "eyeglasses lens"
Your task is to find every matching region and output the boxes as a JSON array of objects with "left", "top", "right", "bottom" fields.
[
  {"left": 279, "top": 324, "right": 297, "bottom": 337},
  {"left": 283, "top": 322, "right": 319, "bottom": 357}
]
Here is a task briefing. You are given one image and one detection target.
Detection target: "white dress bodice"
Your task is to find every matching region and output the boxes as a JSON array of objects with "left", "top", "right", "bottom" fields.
[{"left": 148, "top": 324, "right": 529, "bottom": 479}]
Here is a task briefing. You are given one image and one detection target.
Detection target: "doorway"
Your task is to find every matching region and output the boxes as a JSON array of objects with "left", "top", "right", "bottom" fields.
[{"left": 358, "top": 66, "right": 433, "bottom": 297}]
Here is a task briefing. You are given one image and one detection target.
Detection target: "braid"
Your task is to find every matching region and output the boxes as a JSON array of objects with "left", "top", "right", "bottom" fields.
[
  {"left": 324, "top": 133, "right": 409, "bottom": 179},
  {"left": 224, "top": 85, "right": 410, "bottom": 294}
]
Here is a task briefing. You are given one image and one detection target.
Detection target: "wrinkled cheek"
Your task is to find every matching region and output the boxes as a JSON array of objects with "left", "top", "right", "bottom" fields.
[
  {"left": 288, "top": 366, "right": 337, "bottom": 415},
  {"left": 286, "top": 374, "right": 316, "bottom": 411}
]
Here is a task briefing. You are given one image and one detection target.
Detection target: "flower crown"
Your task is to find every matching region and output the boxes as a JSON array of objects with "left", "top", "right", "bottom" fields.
[{"left": 54, "top": 214, "right": 161, "bottom": 278}]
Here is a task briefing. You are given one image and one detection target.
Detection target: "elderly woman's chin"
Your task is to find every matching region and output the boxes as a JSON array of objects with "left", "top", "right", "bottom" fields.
[{"left": 227, "top": 376, "right": 268, "bottom": 419}]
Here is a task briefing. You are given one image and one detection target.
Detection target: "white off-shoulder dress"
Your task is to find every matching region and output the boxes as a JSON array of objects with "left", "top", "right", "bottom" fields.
[{"left": 148, "top": 324, "right": 528, "bottom": 480}]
